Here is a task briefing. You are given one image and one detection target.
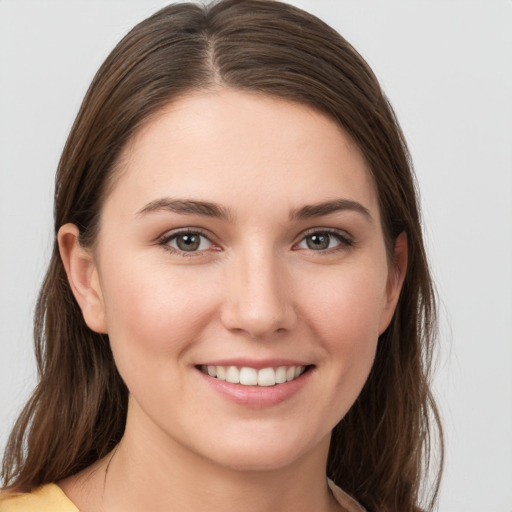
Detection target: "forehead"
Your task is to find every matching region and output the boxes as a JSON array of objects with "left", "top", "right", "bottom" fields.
[{"left": 106, "top": 89, "right": 379, "bottom": 220}]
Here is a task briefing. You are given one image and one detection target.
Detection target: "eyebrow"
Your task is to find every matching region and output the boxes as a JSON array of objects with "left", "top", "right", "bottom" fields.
[
  {"left": 137, "top": 198, "right": 233, "bottom": 221},
  {"left": 136, "top": 197, "right": 371, "bottom": 223},
  {"left": 290, "top": 199, "right": 372, "bottom": 222}
]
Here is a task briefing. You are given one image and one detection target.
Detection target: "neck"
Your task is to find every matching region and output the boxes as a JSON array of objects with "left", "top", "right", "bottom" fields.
[{"left": 100, "top": 405, "right": 337, "bottom": 512}]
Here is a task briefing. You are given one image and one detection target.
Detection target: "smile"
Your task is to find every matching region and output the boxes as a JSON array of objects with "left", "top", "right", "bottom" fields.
[{"left": 199, "top": 365, "right": 307, "bottom": 387}]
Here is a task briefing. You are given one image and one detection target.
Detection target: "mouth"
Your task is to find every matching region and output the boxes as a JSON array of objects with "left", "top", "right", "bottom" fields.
[{"left": 198, "top": 364, "right": 311, "bottom": 387}]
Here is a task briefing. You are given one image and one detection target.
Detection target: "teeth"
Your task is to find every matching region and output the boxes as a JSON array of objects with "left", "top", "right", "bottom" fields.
[
  {"left": 239, "top": 367, "right": 258, "bottom": 385},
  {"left": 275, "top": 366, "right": 287, "bottom": 384},
  {"left": 257, "top": 367, "right": 275, "bottom": 387},
  {"left": 226, "top": 366, "right": 239, "bottom": 384},
  {"left": 202, "top": 365, "right": 307, "bottom": 386}
]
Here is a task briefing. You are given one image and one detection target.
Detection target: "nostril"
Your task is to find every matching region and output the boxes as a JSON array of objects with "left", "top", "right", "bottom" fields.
[{"left": 220, "top": 301, "right": 298, "bottom": 339}]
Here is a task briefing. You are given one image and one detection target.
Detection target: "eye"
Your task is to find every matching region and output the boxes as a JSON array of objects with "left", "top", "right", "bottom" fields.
[
  {"left": 161, "top": 231, "right": 214, "bottom": 253},
  {"left": 296, "top": 230, "right": 352, "bottom": 252}
]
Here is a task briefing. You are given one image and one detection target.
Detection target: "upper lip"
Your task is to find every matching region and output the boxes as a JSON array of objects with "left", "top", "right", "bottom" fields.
[{"left": 196, "top": 359, "right": 311, "bottom": 370}]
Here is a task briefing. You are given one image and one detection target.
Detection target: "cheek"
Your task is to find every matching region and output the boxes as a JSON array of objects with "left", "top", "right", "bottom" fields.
[
  {"left": 99, "top": 258, "right": 218, "bottom": 363},
  {"left": 306, "top": 261, "right": 388, "bottom": 335},
  {"left": 301, "top": 261, "right": 388, "bottom": 378}
]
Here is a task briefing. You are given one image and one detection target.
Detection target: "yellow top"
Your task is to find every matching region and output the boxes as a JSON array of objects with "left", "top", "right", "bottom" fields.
[
  {"left": 0, "top": 480, "right": 366, "bottom": 512},
  {"left": 0, "top": 484, "right": 78, "bottom": 512}
]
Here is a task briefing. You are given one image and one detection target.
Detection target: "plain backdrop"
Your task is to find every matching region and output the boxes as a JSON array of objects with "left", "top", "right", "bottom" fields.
[{"left": 1, "top": 1, "right": 511, "bottom": 511}]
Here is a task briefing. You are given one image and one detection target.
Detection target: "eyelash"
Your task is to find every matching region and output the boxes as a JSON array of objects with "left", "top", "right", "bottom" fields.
[
  {"left": 157, "top": 228, "right": 354, "bottom": 256},
  {"left": 158, "top": 229, "right": 218, "bottom": 257},
  {"left": 294, "top": 228, "right": 354, "bottom": 254}
]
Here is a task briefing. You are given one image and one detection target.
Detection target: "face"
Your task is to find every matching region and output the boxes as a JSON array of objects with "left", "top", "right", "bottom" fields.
[{"left": 63, "top": 90, "right": 405, "bottom": 472}]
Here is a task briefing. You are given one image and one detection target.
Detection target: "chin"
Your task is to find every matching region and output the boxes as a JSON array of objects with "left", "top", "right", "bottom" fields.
[{"left": 195, "top": 430, "right": 329, "bottom": 473}]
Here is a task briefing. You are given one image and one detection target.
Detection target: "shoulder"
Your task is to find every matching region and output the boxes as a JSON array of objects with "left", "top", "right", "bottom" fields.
[
  {"left": 0, "top": 484, "right": 79, "bottom": 512},
  {"left": 328, "top": 479, "right": 367, "bottom": 512}
]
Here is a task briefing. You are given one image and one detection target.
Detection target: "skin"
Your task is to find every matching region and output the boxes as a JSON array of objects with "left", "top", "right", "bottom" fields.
[{"left": 58, "top": 89, "right": 407, "bottom": 512}]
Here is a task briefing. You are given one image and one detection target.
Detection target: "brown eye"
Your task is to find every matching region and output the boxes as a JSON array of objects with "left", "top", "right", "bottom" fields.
[
  {"left": 176, "top": 234, "right": 201, "bottom": 251},
  {"left": 305, "top": 233, "right": 330, "bottom": 250},
  {"left": 296, "top": 230, "right": 353, "bottom": 252},
  {"left": 164, "top": 232, "right": 213, "bottom": 253}
]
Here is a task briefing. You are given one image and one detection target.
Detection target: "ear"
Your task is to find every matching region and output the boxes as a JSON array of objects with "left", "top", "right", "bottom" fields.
[
  {"left": 378, "top": 231, "right": 408, "bottom": 334},
  {"left": 58, "top": 223, "right": 107, "bottom": 334}
]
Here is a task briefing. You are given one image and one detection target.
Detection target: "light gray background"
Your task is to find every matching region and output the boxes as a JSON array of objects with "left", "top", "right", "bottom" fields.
[{"left": 1, "top": 1, "right": 511, "bottom": 510}]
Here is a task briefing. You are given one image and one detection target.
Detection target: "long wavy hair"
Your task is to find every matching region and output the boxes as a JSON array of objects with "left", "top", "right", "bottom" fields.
[{"left": 1, "top": 1, "right": 443, "bottom": 510}]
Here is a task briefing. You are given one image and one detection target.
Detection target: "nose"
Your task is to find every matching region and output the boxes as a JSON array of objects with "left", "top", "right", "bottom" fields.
[{"left": 220, "top": 248, "right": 298, "bottom": 339}]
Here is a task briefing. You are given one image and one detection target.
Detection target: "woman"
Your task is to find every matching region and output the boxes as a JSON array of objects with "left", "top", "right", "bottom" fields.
[{"left": 0, "top": 1, "right": 443, "bottom": 511}]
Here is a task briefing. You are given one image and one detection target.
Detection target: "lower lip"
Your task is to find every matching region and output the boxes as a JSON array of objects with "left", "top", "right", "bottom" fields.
[{"left": 197, "top": 368, "right": 312, "bottom": 408}]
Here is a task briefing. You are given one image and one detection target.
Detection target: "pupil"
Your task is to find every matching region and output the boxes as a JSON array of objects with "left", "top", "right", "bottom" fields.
[
  {"left": 307, "top": 234, "right": 329, "bottom": 250},
  {"left": 177, "top": 234, "right": 200, "bottom": 251}
]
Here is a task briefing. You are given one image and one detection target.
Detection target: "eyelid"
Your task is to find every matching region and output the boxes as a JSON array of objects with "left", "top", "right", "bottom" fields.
[
  {"left": 155, "top": 226, "right": 354, "bottom": 255},
  {"left": 299, "top": 226, "right": 353, "bottom": 239},
  {"left": 293, "top": 227, "right": 355, "bottom": 251},
  {"left": 157, "top": 227, "right": 221, "bottom": 255}
]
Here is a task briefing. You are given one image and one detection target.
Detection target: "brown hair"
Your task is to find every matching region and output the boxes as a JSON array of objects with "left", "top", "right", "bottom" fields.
[{"left": 1, "top": 1, "right": 443, "bottom": 510}]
